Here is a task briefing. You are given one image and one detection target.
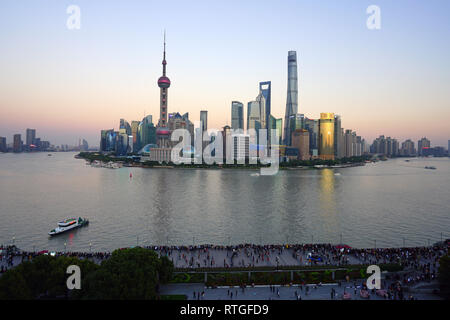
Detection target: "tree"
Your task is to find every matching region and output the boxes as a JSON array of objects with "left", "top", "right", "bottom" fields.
[
  {"left": 79, "top": 247, "right": 174, "bottom": 299},
  {"left": 0, "top": 255, "right": 98, "bottom": 299},
  {"left": 438, "top": 255, "right": 450, "bottom": 298}
]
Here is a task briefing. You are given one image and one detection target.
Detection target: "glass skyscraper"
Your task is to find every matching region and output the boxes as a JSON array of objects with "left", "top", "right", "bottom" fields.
[
  {"left": 284, "top": 51, "right": 298, "bottom": 146},
  {"left": 231, "top": 101, "right": 244, "bottom": 130},
  {"left": 259, "top": 81, "right": 271, "bottom": 131},
  {"left": 319, "top": 113, "right": 335, "bottom": 160}
]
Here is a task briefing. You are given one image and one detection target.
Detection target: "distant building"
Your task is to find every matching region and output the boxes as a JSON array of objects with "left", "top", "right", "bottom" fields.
[
  {"left": 13, "top": 134, "right": 22, "bottom": 153},
  {"left": 269, "top": 115, "right": 282, "bottom": 145},
  {"left": 284, "top": 51, "right": 298, "bottom": 146},
  {"left": 318, "top": 113, "right": 335, "bottom": 160},
  {"left": 79, "top": 139, "right": 89, "bottom": 151},
  {"left": 26, "top": 129, "right": 36, "bottom": 146},
  {"left": 401, "top": 139, "right": 416, "bottom": 156},
  {"left": 232, "top": 133, "right": 249, "bottom": 162},
  {"left": 168, "top": 112, "right": 194, "bottom": 145},
  {"left": 139, "top": 116, "right": 156, "bottom": 147},
  {"left": 131, "top": 120, "right": 140, "bottom": 151},
  {"left": 304, "top": 118, "right": 319, "bottom": 156},
  {"left": 149, "top": 147, "right": 172, "bottom": 163},
  {"left": 0, "top": 137, "right": 6, "bottom": 152},
  {"left": 418, "top": 137, "right": 431, "bottom": 156},
  {"left": 259, "top": 81, "right": 271, "bottom": 132},
  {"left": 231, "top": 101, "right": 244, "bottom": 130},
  {"left": 291, "top": 129, "right": 310, "bottom": 160},
  {"left": 200, "top": 110, "right": 208, "bottom": 133},
  {"left": 333, "top": 115, "right": 342, "bottom": 159}
]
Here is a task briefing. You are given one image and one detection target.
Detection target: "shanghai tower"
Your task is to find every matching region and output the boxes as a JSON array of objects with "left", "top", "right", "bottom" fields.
[{"left": 283, "top": 51, "right": 298, "bottom": 146}]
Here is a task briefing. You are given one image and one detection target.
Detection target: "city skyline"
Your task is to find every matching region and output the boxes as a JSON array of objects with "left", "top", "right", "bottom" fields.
[{"left": 1, "top": 0, "right": 450, "bottom": 147}]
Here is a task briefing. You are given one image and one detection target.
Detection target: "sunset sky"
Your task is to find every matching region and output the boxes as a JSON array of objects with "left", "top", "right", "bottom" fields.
[{"left": 1, "top": 0, "right": 449, "bottom": 147}]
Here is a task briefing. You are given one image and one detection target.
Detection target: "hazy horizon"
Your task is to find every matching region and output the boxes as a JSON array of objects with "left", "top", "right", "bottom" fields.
[{"left": 1, "top": 0, "right": 449, "bottom": 147}]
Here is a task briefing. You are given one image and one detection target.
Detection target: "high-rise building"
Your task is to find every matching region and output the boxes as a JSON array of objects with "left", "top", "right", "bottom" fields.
[
  {"left": 417, "top": 137, "right": 431, "bottom": 156},
  {"left": 345, "top": 130, "right": 353, "bottom": 157},
  {"left": 156, "top": 33, "right": 171, "bottom": 147},
  {"left": 79, "top": 139, "right": 89, "bottom": 151},
  {"left": 13, "top": 134, "right": 22, "bottom": 153},
  {"left": 283, "top": 51, "right": 298, "bottom": 146},
  {"left": 401, "top": 139, "right": 416, "bottom": 156},
  {"left": 119, "top": 119, "right": 131, "bottom": 135},
  {"left": 200, "top": 110, "right": 208, "bottom": 133},
  {"left": 291, "top": 129, "right": 310, "bottom": 160},
  {"left": 0, "top": 137, "right": 6, "bottom": 152},
  {"left": 288, "top": 113, "right": 305, "bottom": 145},
  {"left": 231, "top": 101, "right": 244, "bottom": 130},
  {"left": 269, "top": 115, "right": 282, "bottom": 145},
  {"left": 304, "top": 118, "right": 319, "bottom": 157},
  {"left": 247, "top": 100, "right": 261, "bottom": 131},
  {"left": 319, "top": 113, "right": 335, "bottom": 160},
  {"left": 139, "top": 115, "right": 156, "bottom": 148},
  {"left": 26, "top": 129, "right": 36, "bottom": 146},
  {"left": 448, "top": 140, "right": 450, "bottom": 156},
  {"left": 131, "top": 120, "right": 140, "bottom": 151},
  {"left": 334, "top": 115, "right": 342, "bottom": 159},
  {"left": 259, "top": 81, "right": 271, "bottom": 132}
]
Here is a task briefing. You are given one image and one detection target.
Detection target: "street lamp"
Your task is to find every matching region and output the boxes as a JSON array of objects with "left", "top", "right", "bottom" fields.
[
  {"left": 12, "top": 236, "right": 15, "bottom": 245},
  {"left": 64, "top": 242, "right": 67, "bottom": 252},
  {"left": 89, "top": 242, "right": 92, "bottom": 252},
  {"left": 340, "top": 234, "right": 343, "bottom": 244}
]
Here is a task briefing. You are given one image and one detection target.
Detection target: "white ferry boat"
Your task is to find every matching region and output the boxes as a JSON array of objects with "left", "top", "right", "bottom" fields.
[{"left": 48, "top": 217, "right": 89, "bottom": 236}]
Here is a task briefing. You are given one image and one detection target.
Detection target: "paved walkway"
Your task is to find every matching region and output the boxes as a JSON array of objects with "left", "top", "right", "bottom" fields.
[{"left": 160, "top": 281, "right": 442, "bottom": 300}]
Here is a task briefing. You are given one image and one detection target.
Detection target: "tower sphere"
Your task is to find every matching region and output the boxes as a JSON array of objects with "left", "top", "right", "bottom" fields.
[{"left": 158, "top": 76, "right": 171, "bottom": 88}]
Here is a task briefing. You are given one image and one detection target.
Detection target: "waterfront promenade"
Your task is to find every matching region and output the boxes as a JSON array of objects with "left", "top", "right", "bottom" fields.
[{"left": 2, "top": 242, "right": 445, "bottom": 274}]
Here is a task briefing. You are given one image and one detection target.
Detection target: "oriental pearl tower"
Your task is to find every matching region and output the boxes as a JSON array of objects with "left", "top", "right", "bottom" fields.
[{"left": 156, "top": 32, "right": 171, "bottom": 147}]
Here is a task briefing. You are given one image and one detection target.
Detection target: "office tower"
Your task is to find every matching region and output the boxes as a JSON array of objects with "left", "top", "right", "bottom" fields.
[
  {"left": 401, "top": 139, "right": 416, "bottom": 156},
  {"left": 334, "top": 115, "right": 342, "bottom": 159},
  {"left": 222, "top": 125, "right": 232, "bottom": 161},
  {"left": 231, "top": 101, "right": 244, "bottom": 130},
  {"left": 247, "top": 100, "right": 262, "bottom": 131},
  {"left": 291, "top": 129, "right": 310, "bottom": 160},
  {"left": 0, "top": 137, "right": 6, "bottom": 152},
  {"left": 304, "top": 118, "right": 319, "bottom": 157},
  {"left": 131, "top": 121, "right": 140, "bottom": 151},
  {"left": 79, "top": 139, "right": 89, "bottom": 151},
  {"left": 269, "top": 115, "right": 282, "bottom": 145},
  {"left": 417, "top": 137, "right": 431, "bottom": 156},
  {"left": 168, "top": 112, "right": 194, "bottom": 146},
  {"left": 233, "top": 134, "right": 250, "bottom": 162},
  {"left": 200, "top": 110, "right": 208, "bottom": 133},
  {"left": 156, "top": 33, "right": 171, "bottom": 147},
  {"left": 284, "top": 51, "right": 298, "bottom": 146},
  {"left": 26, "top": 129, "right": 36, "bottom": 146},
  {"left": 13, "top": 134, "right": 22, "bottom": 153},
  {"left": 100, "top": 129, "right": 113, "bottom": 152},
  {"left": 344, "top": 130, "right": 352, "bottom": 157},
  {"left": 119, "top": 119, "right": 131, "bottom": 135},
  {"left": 288, "top": 113, "right": 305, "bottom": 145},
  {"left": 259, "top": 81, "right": 271, "bottom": 131},
  {"left": 139, "top": 115, "right": 156, "bottom": 147},
  {"left": 319, "top": 113, "right": 335, "bottom": 160}
]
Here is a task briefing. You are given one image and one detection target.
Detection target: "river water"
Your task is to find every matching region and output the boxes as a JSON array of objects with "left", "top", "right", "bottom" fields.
[{"left": 0, "top": 152, "right": 449, "bottom": 251}]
